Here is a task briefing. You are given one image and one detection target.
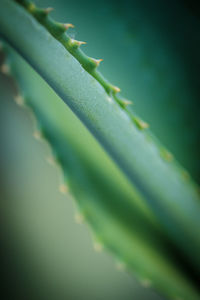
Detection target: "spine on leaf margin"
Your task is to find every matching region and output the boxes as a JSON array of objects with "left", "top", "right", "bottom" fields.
[{"left": 14, "top": 0, "right": 149, "bottom": 130}]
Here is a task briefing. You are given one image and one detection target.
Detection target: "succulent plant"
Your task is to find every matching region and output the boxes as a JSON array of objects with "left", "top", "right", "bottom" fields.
[{"left": 0, "top": 0, "right": 199, "bottom": 299}]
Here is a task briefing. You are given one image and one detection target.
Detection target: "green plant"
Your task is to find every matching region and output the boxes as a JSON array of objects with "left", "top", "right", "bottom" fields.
[{"left": 0, "top": 0, "right": 199, "bottom": 299}]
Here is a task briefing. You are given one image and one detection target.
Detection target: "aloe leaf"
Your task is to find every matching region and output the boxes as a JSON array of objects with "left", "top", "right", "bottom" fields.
[
  {"left": 0, "top": 0, "right": 200, "bottom": 271},
  {"left": 0, "top": 1, "right": 200, "bottom": 299},
  {"left": 0, "top": 43, "right": 199, "bottom": 300}
]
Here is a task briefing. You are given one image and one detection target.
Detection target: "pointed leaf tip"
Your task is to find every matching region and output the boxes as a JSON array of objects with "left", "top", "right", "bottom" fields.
[
  {"left": 94, "top": 242, "right": 103, "bottom": 252},
  {"left": 33, "top": 130, "right": 42, "bottom": 140},
  {"left": 141, "top": 121, "right": 149, "bottom": 129},
  {"left": 74, "top": 213, "right": 84, "bottom": 224},
  {"left": 44, "top": 7, "right": 54, "bottom": 14},
  {"left": 134, "top": 117, "right": 149, "bottom": 130},
  {"left": 14, "top": 95, "right": 24, "bottom": 106},
  {"left": 93, "top": 58, "right": 103, "bottom": 67},
  {"left": 59, "top": 184, "right": 68, "bottom": 194},
  {"left": 113, "top": 86, "right": 121, "bottom": 93},
  {"left": 63, "top": 23, "right": 75, "bottom": 30},
  {"left": 70, "top": 39, "right": 86, "bottom": 47},
  {"left": 123, "top": 99, "right": 132, "bottom": 106},
  {"left": 116, "top": 261, "right": 126, "bottom": 271},
  {"left": 27, "top": 2, "right": 36, "bottom": 13},
  {"left": 160, "top": 148, "right": 173, "bottom": 162},
  {"left": 1, "top": 64, "right": 10, "bottom": 75}
]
